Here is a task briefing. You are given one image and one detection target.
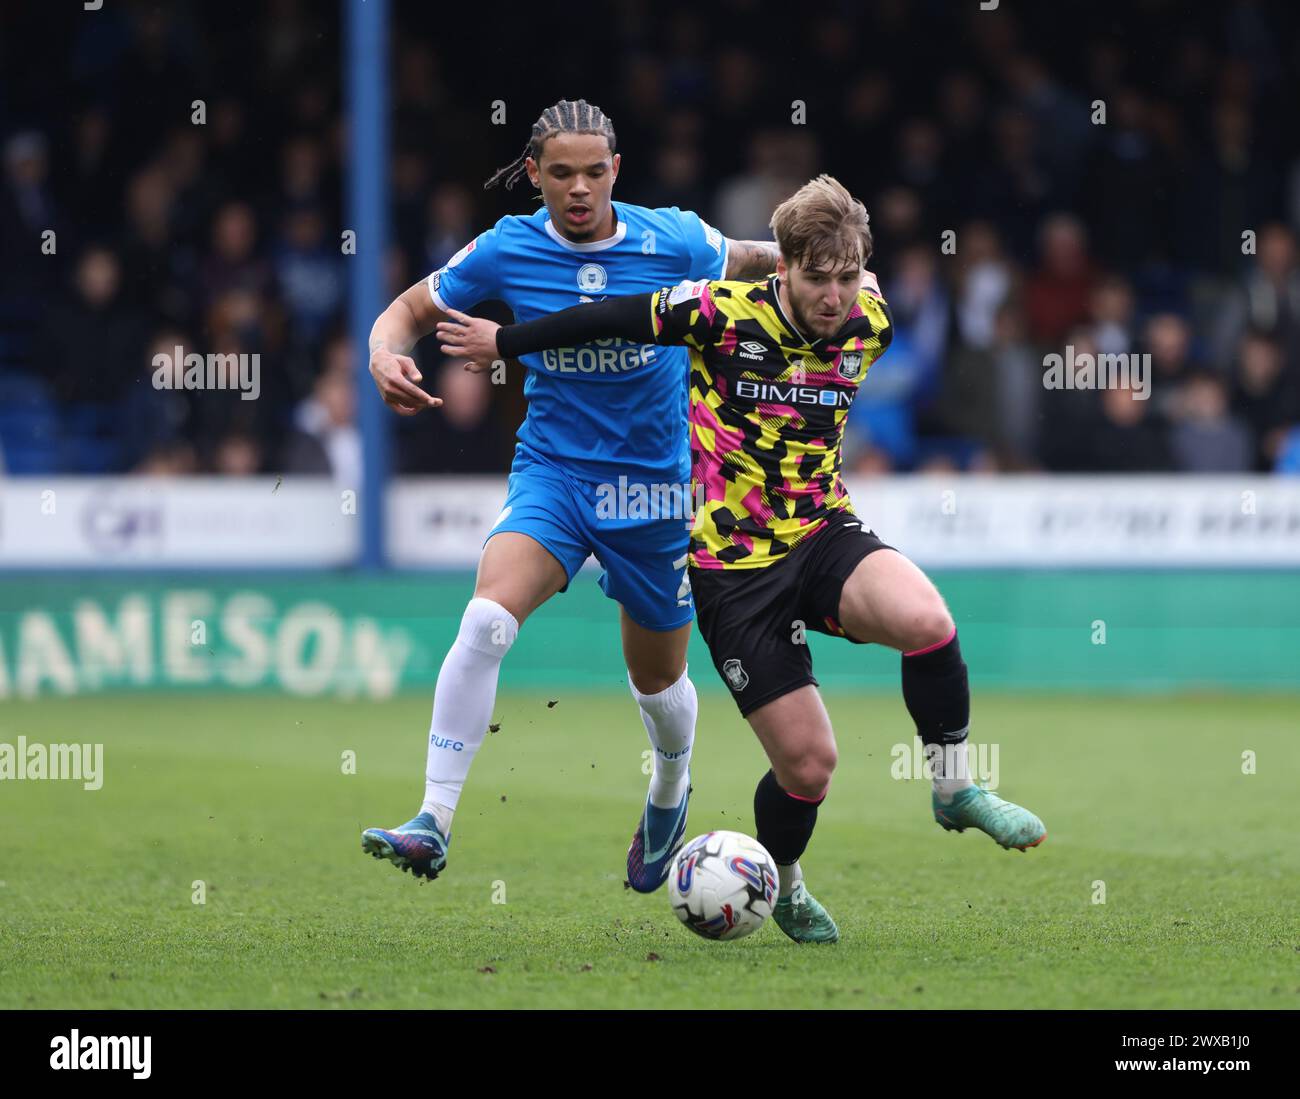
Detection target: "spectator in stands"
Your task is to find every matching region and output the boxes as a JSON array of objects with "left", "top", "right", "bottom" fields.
[
  {"left": 281, "top": 335, "right": 363, "bottom": 488},
  {"left": 1039, "top": 328, "right": 1104, "bottom": 471},
  {"left": 1082, "top": 87, "right": 1167, "bottom": 270},
  {"left": 935, "top": 72, "right": 986, "bottom": 181},
  {"left": 1212, "top": 223, "right": 1300, "bottom": 369},
  {"left": 631, "top": 141, "right": 709, "bottom": 216},
  {"left": 212, "top": 431, "right": 263, "bottom": 476},
  {"left": 120, "top": 326, "right": 194, "bottom": 470},
  {"left": 423, "top": 183, "right": 476, "bottom": 272},
  {"left": 1142, "top": 313, "right": 1198, "bottom": 420},
  {"left": 188, "top": 311, "right": 269, "bottom": 468},
  {"left": 888, "top": 243, "right": 950, "bottom": 390},
  {"left": 197, "top": 201, "right": 273, "bottom": 315},
  {"left": 835, "top": 71, "right": 894, "bottom": 197},
  {"left": 1088, "top": 275, "right": 1137, "bottom": 359},
  {"left": 844, "top": 326, "right": 926, "bottom": 470},
  {"left": 278, "top": 135, "right": 331, "bottom": 211},
  {"left": 2, "top": 131, "right": 54, "bottom": 239},
  {"left": 42, "top": 245, "right": 146, "bottom": 404},
  {"left": 392, "top": 148, "right": 432, "bottom": 270},
  {"left": 971, "top": 107, "right": 1053, "bottom": 258},
  {"left": 869, "top": 185, "right": 924, "bottom": 277},
  {"left": 6, "top": 1, "right": 1300, "bottom": 480},
  {"left": 893, "top": 118, "right": 951, "bottom": 227},
  {"left": 1, "top": 131, "right": 60, "bottom": 299},
  {"left": 1275, "top": 427, "right": 1300, "bottom": 473},
  {"left": 398, "top": 357, "right": 506, "bottom": 474},
  {"left": 118, "top": 164, "right": 185, "bottom": 316},
  {"left": 952, "top": 220, "right": 1014, "bottom": 352},
  {"left": 989, "top": 301, "right": 1043, "bottom": 468},
  {"left": 1232, "top": 330, "right": 1300, "bottom": 470},
  {"left": 713, "top": 130, "right": 817, "bottom": 241},
  {"left": 1180, "top": 100, "right": 1280, "bottom": 275},
  {"left": 1168, "top": 371, "right": 1253, "bottom": 472},
  {"left": 1024, "top": 214, "right": 1097, "bottom": 347},
  {"left": 158, "top": 128, "right": 218, "bottom": 259},
  {"left": 134, "top": 440, "right": 198, "bottom": 475},
  {"left": 1087, "top": 382, "right": 1175, "bottom": 472},
  {"left": 1003, "top": 53, "right": 1092, "bottom": 189},
  {"left": 274, "top": 204, "right": 344, "bottom": 349},
  {"left": 848, "top": 444, "right": 894, "bottom": 477}
]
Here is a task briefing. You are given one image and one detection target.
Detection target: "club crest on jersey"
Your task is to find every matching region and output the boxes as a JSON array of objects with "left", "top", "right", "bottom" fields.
[
  {"left": 838, "top": 350, "right": 864, "bottom": 380},
  {"left": 577, "top": 263, "right": 608, "bottom": 293},
  {"left": 722, "top": 658, "right": 749, "bottom": 692}
]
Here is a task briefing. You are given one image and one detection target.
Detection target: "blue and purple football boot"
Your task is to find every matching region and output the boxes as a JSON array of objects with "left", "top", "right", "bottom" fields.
[
  {"left": 626, "top": 778, "right": 691, "bottom": 893},
  {"left": 361, "top": 811, "right": 448, "bottom": 881}
]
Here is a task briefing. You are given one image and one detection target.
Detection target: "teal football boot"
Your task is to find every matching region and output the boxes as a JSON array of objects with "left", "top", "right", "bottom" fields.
[
  {"left": 933, "top": 785, "right": 1046, "bottom": 850},
  {"left": 771, "top": 880, "right": 840, "bottom": 944}
]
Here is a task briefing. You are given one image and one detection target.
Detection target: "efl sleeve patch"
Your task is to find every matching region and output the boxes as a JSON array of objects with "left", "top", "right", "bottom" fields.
[
  {"left": 668, "top": 278, "right": 709, "bottom": 306},
  {"left": 445, "top": 239, "right": 476, "bottom": 268}
]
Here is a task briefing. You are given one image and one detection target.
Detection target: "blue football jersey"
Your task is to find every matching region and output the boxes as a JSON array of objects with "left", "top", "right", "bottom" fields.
[{"left": 426, "top": 202, "right": 728, "bottom": 486}]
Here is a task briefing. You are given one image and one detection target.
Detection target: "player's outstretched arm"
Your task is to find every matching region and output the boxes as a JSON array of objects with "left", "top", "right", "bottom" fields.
[
  {"left": 368, "top": 281, "right": 448, "bottom": 416},
  {"left": 724, "top": 239, "right": 781, "bottom": 281},
  {"left": 437, "top": 294, "right": 662, "bottom": 363}
]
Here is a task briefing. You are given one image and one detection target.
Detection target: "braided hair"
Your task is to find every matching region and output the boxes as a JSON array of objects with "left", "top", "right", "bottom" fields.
[{"left": 484, "top": 98, "right": 617, "bottom": 191}]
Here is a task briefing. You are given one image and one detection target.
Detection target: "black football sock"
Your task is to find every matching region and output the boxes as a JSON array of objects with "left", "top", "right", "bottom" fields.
[
  {"left": 900, "top": 628, "right": 973, "bottom": 802},
  {"left": 754, "top": 769, "right": 823, "bottom": 893}
]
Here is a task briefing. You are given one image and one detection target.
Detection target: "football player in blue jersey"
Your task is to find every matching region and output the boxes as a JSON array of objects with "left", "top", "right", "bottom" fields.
[{"left": 361, "top": 99, "right": 781, "bottom": 891}]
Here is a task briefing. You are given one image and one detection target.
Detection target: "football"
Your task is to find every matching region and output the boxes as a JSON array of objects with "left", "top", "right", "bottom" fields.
[{"left": 668, "top": 830, "right": 779, "bottom": 941}]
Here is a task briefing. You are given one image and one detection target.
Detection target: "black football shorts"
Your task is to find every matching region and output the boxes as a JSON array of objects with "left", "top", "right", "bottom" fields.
[{"left": 689, "top": 511, "right": 893, "bottom": 717}]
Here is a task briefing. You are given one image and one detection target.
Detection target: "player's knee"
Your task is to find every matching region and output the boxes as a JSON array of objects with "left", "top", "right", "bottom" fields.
[
  {"left": 472, "top": 585, "right": 529, "bottom": 626},
  {"left": 628, "top": 666, "right": 681, "bottom": 696},
  {"left": 457, "top": 597, "right": 519, "bottom": 660},
  {"left": 902, "top": 601, "right": 954, "bottom": 653},
  {"left": 782, "top": 745, "right": 836, "bottom": 800}
]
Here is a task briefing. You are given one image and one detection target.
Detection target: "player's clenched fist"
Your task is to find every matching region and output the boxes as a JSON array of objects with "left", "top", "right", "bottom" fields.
[
  {"left": 369, "top": 343, "right": 442, "bottom": 415},
  {"left": 436, "top": 309, "right": 502, "bottom": 373}
]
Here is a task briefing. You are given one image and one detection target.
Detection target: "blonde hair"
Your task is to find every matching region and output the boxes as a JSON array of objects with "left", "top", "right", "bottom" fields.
[{"left": 769, "top": 174, "right": 873, "bottom": 272}]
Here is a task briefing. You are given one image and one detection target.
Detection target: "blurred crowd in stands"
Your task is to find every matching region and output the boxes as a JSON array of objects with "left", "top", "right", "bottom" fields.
[{"left": 2, "top": 0, "right": 1299, "bottom": 478}]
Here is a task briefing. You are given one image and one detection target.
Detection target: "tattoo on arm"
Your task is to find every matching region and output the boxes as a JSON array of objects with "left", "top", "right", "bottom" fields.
[{"left": 724, "top": 239, "right": 781, "bottom": 280}]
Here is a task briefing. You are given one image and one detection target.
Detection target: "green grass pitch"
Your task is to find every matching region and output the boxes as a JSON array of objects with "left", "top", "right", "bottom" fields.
[{"left": 1, "top": 691, "right": 1296, "bottom": 1009}]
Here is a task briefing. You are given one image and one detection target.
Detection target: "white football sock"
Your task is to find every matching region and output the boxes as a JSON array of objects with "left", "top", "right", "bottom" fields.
[
  {"left": 928, "top": 737, "right": 974, "bottom": 804},
  {"left": 420, "top": 597, "right": 518, "bottom": 835},
  {"left": 630, "top": 664, "right": 696, "bottom": 808},
  {"left": 777, "top": 860, "right": 803, "bottom": 899}
]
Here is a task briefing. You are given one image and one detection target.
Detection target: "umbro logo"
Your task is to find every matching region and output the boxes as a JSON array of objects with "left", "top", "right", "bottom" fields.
[{"left": 737, "top": 340, "right": 767, "bottom": 361}]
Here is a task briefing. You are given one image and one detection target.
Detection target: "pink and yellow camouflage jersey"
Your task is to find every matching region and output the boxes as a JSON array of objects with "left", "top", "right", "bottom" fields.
[{"left": 647, "top": 274, "right": 893, "bottom": 569}]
